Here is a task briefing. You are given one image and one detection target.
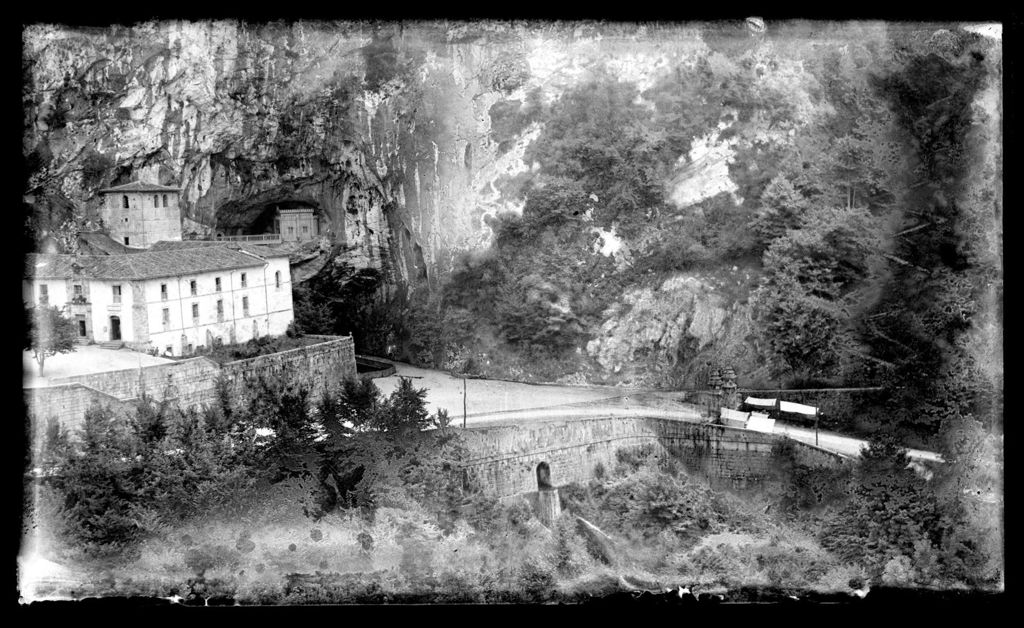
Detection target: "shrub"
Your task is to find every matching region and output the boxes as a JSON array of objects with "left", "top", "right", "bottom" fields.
[
  {"left": 552, "top": 515, "right": 593, "bottom": 577},
  {"left": 770, "top": 439, "right": 853, "bottom": 512},
  {"left": 516, "top": 561, "right": 556, "bottom": 602},
  {"left": 819, "top": 433, "right": 956, "bottom": 582},
  {"left": 881, "top": 555, "right": 915, "bottom": 586}
]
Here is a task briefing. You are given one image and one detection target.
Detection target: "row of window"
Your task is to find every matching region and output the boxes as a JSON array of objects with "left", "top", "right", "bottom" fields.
[
  {"left": 37, "top": 271, "right": 283, "bottom": 306},
  {"left": 162, "top": 297, "right": 250, "bottom": 330},
  {"left": 121, "top": 194, "right": 171, "bottom": 209},
  {"left": 160, "top": 272, "right": 282, "bottom": 300},
  {"left": 39, "top": 284, "right": 119, "bottom": 304}
]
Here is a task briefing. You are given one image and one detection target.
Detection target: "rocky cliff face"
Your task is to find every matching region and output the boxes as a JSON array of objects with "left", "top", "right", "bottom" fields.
[
  {"left": 23, "top": 21, "right": 756, "bottom": 371},
  {"left": 586, "top": 270, "right": 771, "bottom": 388},
  {"left": 29, "top": 21, "right": 998, "bottom": 387},
  {"left": 23, "top": 22, "right": 738, "bottom": 281}
]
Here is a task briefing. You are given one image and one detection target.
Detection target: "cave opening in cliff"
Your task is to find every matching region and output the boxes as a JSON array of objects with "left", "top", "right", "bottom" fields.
[{"left": 229, "top": 199, "right": 327, "bottom": 242}]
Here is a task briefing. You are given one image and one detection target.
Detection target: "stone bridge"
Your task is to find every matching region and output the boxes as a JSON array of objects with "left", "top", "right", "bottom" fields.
[{"left": 458, "top": 415, "right": 851, "bottom": 509}]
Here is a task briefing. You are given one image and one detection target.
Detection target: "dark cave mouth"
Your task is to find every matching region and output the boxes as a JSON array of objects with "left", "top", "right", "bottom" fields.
[{"left": 217, "top": 198, "right": 328, "bottom": 237}]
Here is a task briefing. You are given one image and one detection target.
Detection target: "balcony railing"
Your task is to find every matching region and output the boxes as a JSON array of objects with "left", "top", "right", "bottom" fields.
[{"left": 184, "top": 233, "right": 282, "bottom": 243}]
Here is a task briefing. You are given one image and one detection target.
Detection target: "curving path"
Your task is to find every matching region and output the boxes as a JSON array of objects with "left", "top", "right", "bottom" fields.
[{"left": 372, "top": 360, "right": 944, "bottom": 463}]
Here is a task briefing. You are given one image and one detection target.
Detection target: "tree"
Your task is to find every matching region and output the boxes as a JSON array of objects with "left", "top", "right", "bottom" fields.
[
  {"left": 821, "top": 433, "right": 951, "bottom": 582},
  {"left": 241, "top": 375, "right": 317, "bottom": 482},
  {"left": 25, "top": 305, "right": 78, "bottom": 376},
  {"left": 45, "top": 404, "right": 149, "bottom": 553},
  {"left": 384, "top": 377, "right": 430, "bottom": 434},
  {"left": 751, "top": 204, "right": 885, "bottom": 380}
]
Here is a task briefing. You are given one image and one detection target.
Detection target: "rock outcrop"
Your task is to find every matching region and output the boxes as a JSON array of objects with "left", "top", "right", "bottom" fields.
[{"left": 587, "top": 271, "right": 772, "bottom": 388}]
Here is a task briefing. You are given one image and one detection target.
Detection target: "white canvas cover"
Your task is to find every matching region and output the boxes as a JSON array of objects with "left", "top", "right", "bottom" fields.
[
  {"left": 779, "top": 400, "right": 818, "bottom": 416},
  {"left": 746, "top": 413, "right": 776, "bottom": 434},
  {"left": 744, "top": 396, "right": 777, "bottom": 408},
  {"left": 720, "top": 407, "right": 750, "bottom": 425}
]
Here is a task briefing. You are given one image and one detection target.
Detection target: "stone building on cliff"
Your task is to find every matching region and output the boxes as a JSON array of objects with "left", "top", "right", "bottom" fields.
[{"left": 97, "top": 181, "right": 183, "bottom": 248}]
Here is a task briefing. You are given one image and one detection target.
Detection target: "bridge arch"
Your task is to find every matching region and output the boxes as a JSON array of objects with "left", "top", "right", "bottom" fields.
[{"left": 536, "top": 461, "right": 552, "bottom": 490}]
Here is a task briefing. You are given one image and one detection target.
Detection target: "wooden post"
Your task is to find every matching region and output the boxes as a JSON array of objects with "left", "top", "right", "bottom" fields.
[
  {"left": 815, "top": 410, "right": 820, "bottom": 447},
  {"left": 462, "top": 376, "right": 467, "bottom": 429}
]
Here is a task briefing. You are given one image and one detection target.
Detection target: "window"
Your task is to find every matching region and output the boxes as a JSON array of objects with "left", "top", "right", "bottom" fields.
[
  {"left": 275, "top": 270, "right": 281, "bottom": 288},
  {"left": 162, "top": 308, "right": 170, "bottom": 330},
  {"left": 160, "top": 284, "right": 168, "bottom": 300},
  {"left": 215, "top": 277, "right": 221, "bottom": 292},
  {"left": 162, "top": 194, "right": 168, "bottom": 207},
  {"left": 240, "top": 273, "right": 247, "bottom": 288},
  {"left": 190, "top": 280, "right": 197, "bottom": 296},
  {"left": 165, "top": 346, "right": 173, "bottom": 356},
  {"left": 38, "top": 284, "right": 48, "bottom": 304},
  {"left": 242, "top": 296, "right": 249, "bottom": 317},
  {"left": 287, "top": 226, "right": 294, "bottom": 235},
  {"left": 124, "top": 237, "right": 130, "bottom": 245},
  {"left": 112, "top": 285, "right": 122, "bottom": 304},
  {"left": 216, "top": 299, "right": 224, "bottom": 322},
  {"left": 192, "top": 303, "right": 199, "bottom": 321},
  {"left": 153, "top": 195, "right": 159, "bottom": 207},
  {"left": 122, "top": 195, "right": 129, "bottom": 209},
  {"left": 73, "top": 284, "right": 83, "bottom": 297},
  {"left": 302, "top": 225, "right": 309, "bottom": 234}
]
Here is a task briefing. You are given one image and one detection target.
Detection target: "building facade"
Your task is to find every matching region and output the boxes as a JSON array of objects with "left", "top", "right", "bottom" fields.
[
  {"left": 97, "top": 181, "right": 183, "bottom": 248},
  {"left": 274, "top": 207, "right": 319, "bottom": 242},
  {"left": 25, "top": 244, "right": 294, "bottom": 357}
]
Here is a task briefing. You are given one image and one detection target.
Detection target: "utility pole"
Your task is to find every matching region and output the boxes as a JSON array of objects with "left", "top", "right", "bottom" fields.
[{"left": 462, "top": 376, "right": 467, "bottom": 429}]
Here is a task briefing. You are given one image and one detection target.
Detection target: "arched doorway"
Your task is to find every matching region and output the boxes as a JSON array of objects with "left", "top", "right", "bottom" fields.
[{"left": 536, "top": 462, "right": 552, "bottom": 490}]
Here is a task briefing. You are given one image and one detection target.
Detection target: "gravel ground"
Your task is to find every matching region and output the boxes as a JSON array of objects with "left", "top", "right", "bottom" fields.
[
  {"left": 369, "top": 360, "right": 633, "bottom": 418},
  {"left": 23, "top": 346, "right": 174, "bottom": 387}
]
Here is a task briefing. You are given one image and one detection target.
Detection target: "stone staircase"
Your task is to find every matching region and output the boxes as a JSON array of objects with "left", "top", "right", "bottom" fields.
[{"left": 97, "top": 340, "right": 124, "bottom": 350}]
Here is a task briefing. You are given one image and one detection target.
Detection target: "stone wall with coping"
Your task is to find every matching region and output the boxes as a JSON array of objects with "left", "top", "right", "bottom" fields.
[
  {"left": 23, "top": 384, "right": 137, "bottom": 457},
  {"left": 459, "top": 416, "right": 852, "bottom": 499},
  {"left": 219, "top": 335, "right": 356, "bottom": 401},
  {"left": 26, "top": 335, "right": 357, "bottom": 439}
]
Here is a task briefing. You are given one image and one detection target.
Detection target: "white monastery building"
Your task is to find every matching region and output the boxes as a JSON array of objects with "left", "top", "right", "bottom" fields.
[
  {"left": 97, "top": 180, "right": 183, "bottom": 248},
  {"left": 24, "top": 242, "right": 294, "bottom": 357}
]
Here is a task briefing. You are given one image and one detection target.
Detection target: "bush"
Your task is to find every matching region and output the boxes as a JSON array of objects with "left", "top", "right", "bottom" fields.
[
  {"left": 552, "top": 515, "right": 593, "bottom": 577},
  {"left": 770, "top": 439, "right": 853, "bottom": 512},
  {"left": 613, "top": 444, "right": 661, "bottom": 475},
  {"left": 40, "top": 382, "right": 291, "bottom": 557},
  {"left": 516, "top": 561, "right": 556, "bottom": 602},
  {"left": 817, "top": 433, "right": 970, "bottom": 583},
  {"left": 596, "top": 469, "right": 721, "bottom": 544},
  {"left": 881, "top": 555, "right": 915, "bottom": 586}
]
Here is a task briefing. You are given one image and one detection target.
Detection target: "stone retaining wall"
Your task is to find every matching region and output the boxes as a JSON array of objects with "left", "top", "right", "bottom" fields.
[
  {"left": 25, "top": 335, "right": 357, "bottom": 437},
  {"left": 460, "top": 416, "right": 851, "bottom": 498}
]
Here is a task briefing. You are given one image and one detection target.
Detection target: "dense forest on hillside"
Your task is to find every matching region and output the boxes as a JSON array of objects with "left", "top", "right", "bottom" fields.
[{"left": 298, "top": 25, "right": 1003, "bottom": 450}]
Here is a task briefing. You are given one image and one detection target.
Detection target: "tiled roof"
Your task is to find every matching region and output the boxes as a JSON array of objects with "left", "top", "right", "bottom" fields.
[
  {"left": 77, "top": 232, "right": 132, "bottom": 255},
  {"left": 231, "top": 243, "right": 290, "bottom": 259},
  {"left": 148, "top": 240, "right": 290, "bottom": 259},
  {"left": 147, "top": 240, "right": 230, "bottom": 252},
  {"left": 96, "top": 181, "right": 182, "bottom": 194},
  {"left": 26, "top": 247, "right": 270, "bottom": 281}
]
